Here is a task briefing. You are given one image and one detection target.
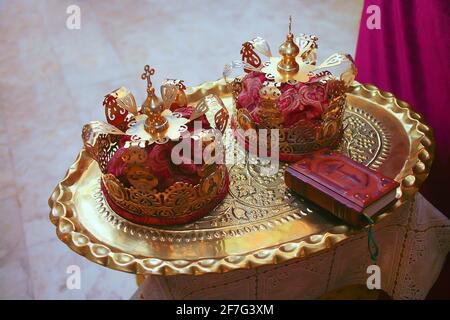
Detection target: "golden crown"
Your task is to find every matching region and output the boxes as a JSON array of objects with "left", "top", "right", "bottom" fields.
[
  {"left": 224, "top": 17, "right": 357, "bottom": 160},
  {"left": 82, "top": 65, "right": 230, "bottom": 226}
]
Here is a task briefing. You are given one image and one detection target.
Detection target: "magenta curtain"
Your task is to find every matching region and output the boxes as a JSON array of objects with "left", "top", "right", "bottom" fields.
[{"left": 355, "top": 0, "right": 450, "bottom": 215}]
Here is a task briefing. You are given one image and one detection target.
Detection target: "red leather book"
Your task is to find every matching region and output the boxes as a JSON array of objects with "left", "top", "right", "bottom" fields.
[{"left": 285, "top": 149, "right": 399, "bottom": 227}]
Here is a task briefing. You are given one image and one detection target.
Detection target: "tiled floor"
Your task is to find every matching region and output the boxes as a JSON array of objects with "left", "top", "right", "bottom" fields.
[{"left": 0, "top": 0, "right": 363, "bottom": 299}]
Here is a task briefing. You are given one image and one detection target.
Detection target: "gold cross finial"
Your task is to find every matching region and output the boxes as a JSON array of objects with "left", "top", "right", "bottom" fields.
[
  {"left": 277, "top": 15, "right": 300, "bottom": 75},
  {"left": 139, "top": 64, "right": 168, "bottom": 138},
  {"left": 141, "top": 65, "right": 155, "bottom": 93},
  {"left": 288, "top": 15, "right": 292, "bottom": 34}
]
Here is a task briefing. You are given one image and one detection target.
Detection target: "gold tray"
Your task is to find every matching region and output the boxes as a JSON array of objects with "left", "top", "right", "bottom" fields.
[{"left": 48, "top": 80, "right": 434, "bottom": 275}]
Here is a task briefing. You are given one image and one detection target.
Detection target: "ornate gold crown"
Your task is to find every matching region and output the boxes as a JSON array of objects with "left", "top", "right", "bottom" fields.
[
  {"left": 82, "top": 65, "right": 230, "bottom": 226},
  {"left": 224, "top": 17, "right": 357, "bottom": 161}
]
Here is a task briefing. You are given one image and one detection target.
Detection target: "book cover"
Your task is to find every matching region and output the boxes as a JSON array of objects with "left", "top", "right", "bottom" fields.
[{"left": 285, "top": 149, "right": 399, "bottom": 226}]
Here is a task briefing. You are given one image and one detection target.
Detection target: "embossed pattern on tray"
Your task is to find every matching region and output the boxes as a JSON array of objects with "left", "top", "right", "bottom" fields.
[
  {"left": 92, "top": 105, "right": 389, "bottom": 242},
  {"left": 49, "top": 81, "right": 434, "bottom": 275}
]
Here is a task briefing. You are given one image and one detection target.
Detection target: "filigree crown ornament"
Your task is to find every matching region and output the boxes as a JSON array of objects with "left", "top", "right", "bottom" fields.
[
  {"left": 82, "top": 64, "right": 230, "bottom": 226},
  {"left": 224, "top": 17, "right": 357, "bottom": 162}
]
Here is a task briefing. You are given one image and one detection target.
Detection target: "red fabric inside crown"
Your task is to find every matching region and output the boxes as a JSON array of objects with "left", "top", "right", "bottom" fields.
[
  {"left": 236, "top": 71, "right": 331, "bottom": 128},
  {"left": 106, "top": 106, "right": 212, "bottom": 192}
]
